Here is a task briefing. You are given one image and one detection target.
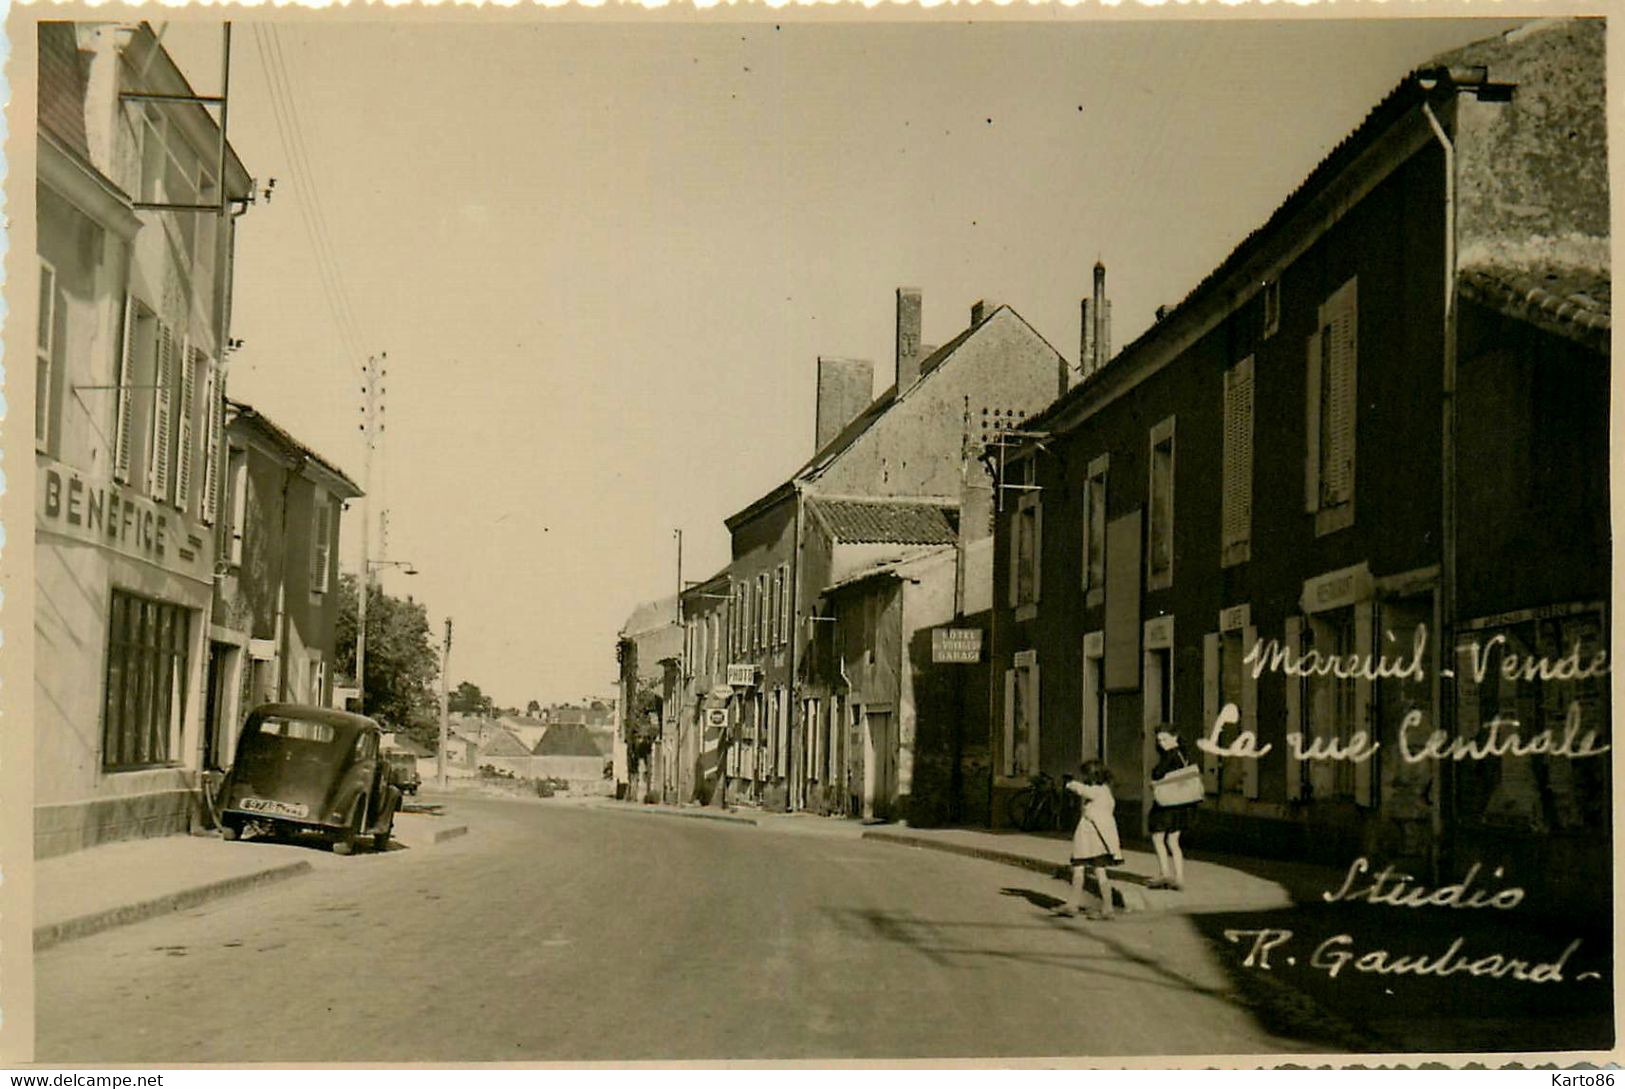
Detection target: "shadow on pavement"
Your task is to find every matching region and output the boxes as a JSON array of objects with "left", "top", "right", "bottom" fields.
[{"left": 1184, "top": 899, "right": 1614, "bottom": 1054}]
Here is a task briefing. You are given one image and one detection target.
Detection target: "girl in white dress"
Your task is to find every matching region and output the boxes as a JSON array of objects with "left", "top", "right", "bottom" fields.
[{"left": 1059, "top": 761, "right": 1125, "bottom": 920}]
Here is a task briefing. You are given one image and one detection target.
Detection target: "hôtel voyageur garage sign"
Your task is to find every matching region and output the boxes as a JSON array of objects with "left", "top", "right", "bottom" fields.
[{"left": 38, "top": 459, "right": 210, "bottom": 583}]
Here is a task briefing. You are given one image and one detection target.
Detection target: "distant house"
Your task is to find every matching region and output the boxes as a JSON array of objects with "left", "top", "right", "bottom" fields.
[
  {"left": 474, "top": 725, "right": 534, "bottom": 778},
  {"left": 533, "top": 722, "right": 610, "bottom": 783}
]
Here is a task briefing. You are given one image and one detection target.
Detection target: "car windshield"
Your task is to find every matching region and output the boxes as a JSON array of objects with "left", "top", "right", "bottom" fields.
[{"left": 256, "top": 716, "right": 339, "bottom": 744}]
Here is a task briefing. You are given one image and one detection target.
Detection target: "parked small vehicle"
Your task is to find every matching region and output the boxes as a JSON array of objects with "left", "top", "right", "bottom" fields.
[
  {"left": 385, "top": 751, "right": 421, "bottom": 795},
  {"left": 217, "top": 703, "right": 401, "bottom": 855}
]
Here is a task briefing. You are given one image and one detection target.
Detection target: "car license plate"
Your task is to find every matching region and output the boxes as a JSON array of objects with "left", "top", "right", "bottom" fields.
[{"left": 240, "top": 797, "right": 308, "bottom": 818}]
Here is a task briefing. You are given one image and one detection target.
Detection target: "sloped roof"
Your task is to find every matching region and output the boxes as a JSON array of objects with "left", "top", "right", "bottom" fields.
[
  {"left": 1459, "top": 263, "right": 1610, "bottom": 350},
  {"left": 475, "top": 727, "right": 533, "bottom": 759},
  {"left": 619, "top": 595, "right": 679, "bottom": 639},
  {"left": 1031, "top": 20, "right": 1606, "bottom": 437},
  {"left": 808, "top": 497, "right": 959, "bottom": 545},
  {"left": 725, "top": 315, "right": 1014, "bottom": 531},
  {"left": 227, "top": 400, "right": 363, "bottom": 498},
  {"left": 533, "top": 722, "right": 606, "bottom": 757},
  {"left": 39, "top": 24, "right": 90, "bottom": 158}
]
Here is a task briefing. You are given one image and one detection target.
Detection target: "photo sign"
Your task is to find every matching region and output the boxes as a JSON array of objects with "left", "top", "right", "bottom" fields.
[{"left": 932, "top": 628, "right": 983, "bottom": 663}]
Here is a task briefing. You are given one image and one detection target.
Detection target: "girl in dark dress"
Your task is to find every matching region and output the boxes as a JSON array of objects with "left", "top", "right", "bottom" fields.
[{"left": 1148, "top": 728, "right": 1197, "bottom": 890}]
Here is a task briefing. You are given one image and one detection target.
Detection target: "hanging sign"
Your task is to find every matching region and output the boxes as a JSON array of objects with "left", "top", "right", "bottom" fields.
[{"left": 932, "top": 628, "right": 984, "bottom": 663}]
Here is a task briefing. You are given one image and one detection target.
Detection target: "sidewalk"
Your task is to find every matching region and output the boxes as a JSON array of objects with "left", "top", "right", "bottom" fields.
[
  {"left": 859, "top": 827, "right": 1325, "bottom": 915},
  {"left": 34, "top": 809, "right": 468, "bottom": 951},
  {"left": 592, "top": 797, "right": 1332, "bottom": 915}
]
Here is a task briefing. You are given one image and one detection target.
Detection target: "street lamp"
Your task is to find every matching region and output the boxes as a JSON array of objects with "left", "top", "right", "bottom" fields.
[{"left": 355, "top": 559, "right": 418, "bottom": 715}]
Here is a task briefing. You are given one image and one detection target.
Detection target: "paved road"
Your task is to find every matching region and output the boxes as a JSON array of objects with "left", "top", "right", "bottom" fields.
[{"left": 36, "top": 796, "right": 1324, "bottom": 1063}]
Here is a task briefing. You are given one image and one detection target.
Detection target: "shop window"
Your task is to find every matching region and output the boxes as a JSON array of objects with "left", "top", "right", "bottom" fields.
[
  {"left": 1306, "top": 276, "right": 1357, "bottom": 535},
  {"left": 103, "top": 590, "right": 192, "bottom": 771}
]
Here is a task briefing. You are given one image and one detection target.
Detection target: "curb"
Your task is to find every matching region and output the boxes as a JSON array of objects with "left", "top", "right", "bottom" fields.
[
  {"left": 34, "top": 859, "right": 313, "bottom": 952},
  {"left": 592, "top": 803, "right": 758, "bottom": 827}
]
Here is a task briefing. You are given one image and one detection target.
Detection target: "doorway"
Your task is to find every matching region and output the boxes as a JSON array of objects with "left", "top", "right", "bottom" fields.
[{"left": 863, "top": 709, "right": 896, "bottom": 821}]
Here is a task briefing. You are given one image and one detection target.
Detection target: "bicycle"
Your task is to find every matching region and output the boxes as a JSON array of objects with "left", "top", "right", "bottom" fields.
[{"left": 1005, "top": 771, "right": 1078, "bottom": 833}]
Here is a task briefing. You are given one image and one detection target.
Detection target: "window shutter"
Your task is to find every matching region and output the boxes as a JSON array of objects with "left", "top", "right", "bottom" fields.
[
  {"left": 1242, "top": 625, "right": 1260, "bottom": 800},
  {"left": 1002, "top": 669, "right": 1016, "bottom": 778},
  {"left": 174, "top": 344, "right": 198, "bottom": 511},
  {"left": 1327, "top": 279, "right": 1358, "bottom": 507},
  {"left": 1202, "top": 633, "right": 1220, "bottom": 793},
  {"left": 1031, "top": 503, "right": 1043, "bottom": 604},
  {"left": 1030, "top": 663, "right": 1042, "bottom": 772},
  {"left": 149, "top": 323, "right": 175, "bottom": 498},
  {"left": 1304, "top": 328, "right": 1321, "bottom": 513},
  {"left": 1222, "top": 358, "right": 1254, "bottom": 556},
  {"left": 1284, "top": 616, "right": 1305, "bottom": 801},
  {"left": 1353, "top": 602, "right": 1375, "bottom": 807},
  {"left": 114, "top": 297, "right": 136, "bottom": 482},
  {"left": 229, "top": 455, "right": 247, "bottom": 565},
  {"left": 200, "top": 360, "right": 220, "bottom": 523}
]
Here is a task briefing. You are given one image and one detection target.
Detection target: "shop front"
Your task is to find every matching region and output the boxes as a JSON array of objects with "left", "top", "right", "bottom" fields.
[{"left": 35, "top": 458, "right": 215, "bottom": 858}]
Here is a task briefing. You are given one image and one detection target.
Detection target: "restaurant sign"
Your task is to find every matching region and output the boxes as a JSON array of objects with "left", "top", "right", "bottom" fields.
[
  {"left": 37, "top": 458, "right": 208, "bottom": 582},
  {"left": 932, "top": 628, "right": 983, "bottom": 664}
]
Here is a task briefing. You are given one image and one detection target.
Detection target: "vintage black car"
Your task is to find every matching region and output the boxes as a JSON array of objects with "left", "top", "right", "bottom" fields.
[{"left": 218, "top": 704, "right": 401, "bottom": 854}]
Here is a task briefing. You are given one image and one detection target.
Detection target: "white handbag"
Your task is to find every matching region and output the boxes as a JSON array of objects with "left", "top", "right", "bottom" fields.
[{"left": 1152, "top": 755, "right": 1203, "bottom": 807}]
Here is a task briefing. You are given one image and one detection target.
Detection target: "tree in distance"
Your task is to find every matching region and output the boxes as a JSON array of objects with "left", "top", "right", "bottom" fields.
[{"left": 335, "top": 574, "right": 441, "bottom": 752}]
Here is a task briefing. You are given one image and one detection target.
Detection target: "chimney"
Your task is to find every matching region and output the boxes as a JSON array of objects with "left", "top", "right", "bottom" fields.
[
  {"left": 970, "top": 299, "right": 1000, "bottom": 327},
  {"left": 815, "top": 356, "right": 874, "bottom": 451},
  {"left": 895, "top": 287, "right": 923, "bottom": 391},
  {"left": 1080, "top": 261, "right": 1113, "bottom": 381}
]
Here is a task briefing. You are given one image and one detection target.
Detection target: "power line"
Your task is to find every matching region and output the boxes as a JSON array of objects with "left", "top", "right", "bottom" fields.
[
  {"left": 249, "top": 26, "right": 368, "bottom": 381},
  {"left": 261, "top": 26, "right": 374, "bottom": 364}
]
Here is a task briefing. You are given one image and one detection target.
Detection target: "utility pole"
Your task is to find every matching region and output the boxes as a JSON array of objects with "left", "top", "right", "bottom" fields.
[
  {"left": 355, "top": 353, "right": 383, "bottom": 713},
  {"left": 438, "top": 617, "right": 453, "bottom": 791}
]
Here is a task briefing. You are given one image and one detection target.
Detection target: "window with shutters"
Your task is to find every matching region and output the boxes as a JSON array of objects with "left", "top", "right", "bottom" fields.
[
  {"left": 1012, "top": 493, "right": 1041, "bottom": 616},
  {"left": 201, "top": 361, "right": 223, "bottom": 524},
  {"left": 115, "top": 299, "right": 160, "bottom": 487},
  {"left": 1221, "top": 357, "right": 1255, "bottom": 566},
  {"left": 147, "top": 323, "right": 178, "bottom": 500},
  {"left": 756, "top": 574, "right": 768, "bottom": 651},
  {"left": 1148, "top": 416, "right": 1175, "bottom": 591},
  {"left": 1003, "top": 651, "right": 1039, "bottom": 779},
  {"left": 1306, "top": 277, "right": 1357, "bottom": 536},
  {"left": 37, "top": 260, "right": 59, "bottom": 454},
  {"left": 173, "top": 346, "right": 203, "bottom": 512},
  {"left": 225, "top": 446, "right": 248, "bottom": 567},
  {"left": 310, "top": 494, "right": 333, "bottom": 593},
  {"left": 1081, "top": 454, "right": 1108, "bottom": 605},
  {"left": 778, "top": 563, "right": 791, "bottom": 645}
]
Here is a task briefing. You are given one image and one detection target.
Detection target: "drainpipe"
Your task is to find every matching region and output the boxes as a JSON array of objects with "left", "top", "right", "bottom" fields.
[{"left": 1420, "top": 96, "right": 1456, "bottom": 886}]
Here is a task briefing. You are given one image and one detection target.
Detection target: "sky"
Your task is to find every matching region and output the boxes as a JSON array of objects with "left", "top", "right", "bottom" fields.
[{"left": 158, "top": 13, "right": 1526, "bottom": 710}]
